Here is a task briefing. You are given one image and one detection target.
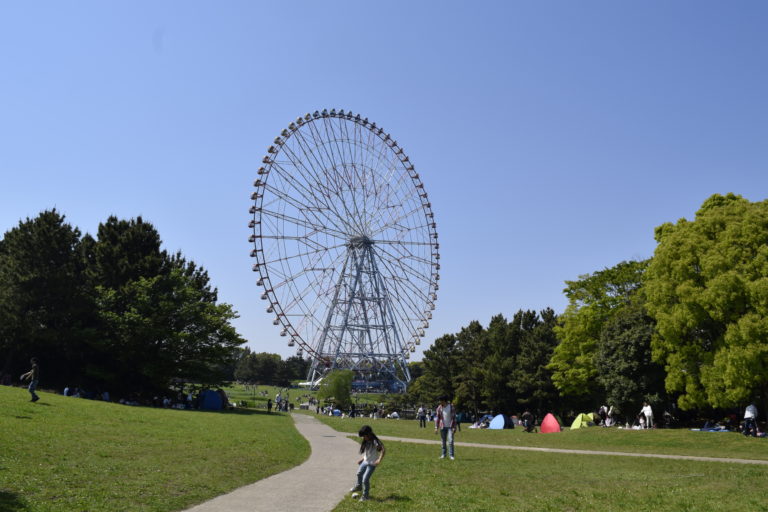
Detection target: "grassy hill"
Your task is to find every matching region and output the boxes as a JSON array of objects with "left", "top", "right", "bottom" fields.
[{"left": 0, "top": 386, "right": 308, "bottom": 512}]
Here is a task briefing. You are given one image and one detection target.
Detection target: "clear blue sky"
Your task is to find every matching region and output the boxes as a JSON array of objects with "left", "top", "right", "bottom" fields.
[{"left": 2, "top": 1, "right": 767, "bottom": 359}]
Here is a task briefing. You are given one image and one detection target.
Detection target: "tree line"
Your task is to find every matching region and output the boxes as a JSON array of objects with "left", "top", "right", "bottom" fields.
[
  {"left": 5, "top": 193, "right": 766, "bottom": 423},
  {"left": 233, "top": 349, "right": 310, "bottom": 386},
  {"left": 0, "top": 210, "right": 245, "bottom": 396},
  {"left": 406, "top": 194, "right": 768, "bottom": 424}
]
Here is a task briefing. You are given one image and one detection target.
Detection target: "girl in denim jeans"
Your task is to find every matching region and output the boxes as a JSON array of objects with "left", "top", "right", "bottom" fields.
[{"left": 350, "top": 425, "right": 385, "bottom": 502}]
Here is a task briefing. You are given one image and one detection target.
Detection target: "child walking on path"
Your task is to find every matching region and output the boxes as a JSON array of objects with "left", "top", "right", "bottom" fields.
[{"left": 350, "top": 425, "right": 385, "bottom": 502}]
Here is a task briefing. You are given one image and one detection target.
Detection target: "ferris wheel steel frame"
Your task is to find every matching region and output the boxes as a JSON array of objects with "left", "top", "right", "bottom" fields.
[{"left": 248, "top": 109, "right": 439, "bottom": 391}]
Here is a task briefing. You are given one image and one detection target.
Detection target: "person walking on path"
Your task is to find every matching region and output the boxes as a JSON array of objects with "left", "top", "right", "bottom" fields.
[
  {"left": 743, "top": 403, "right": 758, "bottom": 436},
  {"left": 640, "top": 402, "right": 654, "bottom": 429},
  {"left": 350, "top": 425, "right": 385, "bottom": 502},
  {"left": 20, "top": 357, "right": 40, "bottom": 402},
  {"left": 435, "top": 395, "right": 457, "bottom": 459}
]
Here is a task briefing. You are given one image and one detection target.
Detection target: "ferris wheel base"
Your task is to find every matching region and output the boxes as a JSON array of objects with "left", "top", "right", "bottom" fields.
[{"left": 304, "top": 373, "right": 409, "bottom": 393}]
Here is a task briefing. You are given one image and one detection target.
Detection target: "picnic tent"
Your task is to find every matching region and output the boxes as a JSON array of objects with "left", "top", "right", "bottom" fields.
[
  {"left": 200, "top": 389, "right": 223, "bottom": 410},
  {"left": 540, "top": 413, "right": 560, "bottom": 433},
  {"left": 570, "top": 412, "right": 596, "bottom": 430},
  {"left": 488, "top": 414, "right": 512, "bottom": 429}
]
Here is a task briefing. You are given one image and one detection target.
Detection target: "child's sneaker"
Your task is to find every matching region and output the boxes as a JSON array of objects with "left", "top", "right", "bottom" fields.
[
  {"left": 350, "top": 485, "right": 361, "bottom": 492},
  {"left": 359, "top": 495, "right": 369, "bottom": 502}
]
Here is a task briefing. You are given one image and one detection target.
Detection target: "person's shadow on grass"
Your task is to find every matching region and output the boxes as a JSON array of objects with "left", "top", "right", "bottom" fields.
[
  {"left": 379, "top": 493, "right": 412, "bottom": 503},
  {"left": 0, "top": 490, "right": 30, "bottom": 511}
]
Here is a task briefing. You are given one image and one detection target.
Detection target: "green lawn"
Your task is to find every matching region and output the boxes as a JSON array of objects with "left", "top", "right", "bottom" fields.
[
  {"left": 222, "top": 383, "right": 316, "bottom": 409},
  {"left": 0, "top": 386, "right": 308, "bottom": 512},
  {"left": 222, "top": 383, "right": 388, "bottom": 411},
  {"left": 306, "top": 412, "right": 768, "bottom": 461},
  {"left": 5, "top": 385, "right": 768, "bottom": 512},
  {"left": 331, "top": 440, "right": 768, "bottom": 512}
]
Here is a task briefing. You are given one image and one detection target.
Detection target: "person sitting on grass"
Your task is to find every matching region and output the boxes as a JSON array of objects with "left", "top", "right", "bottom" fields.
[
  {"left": 743, "top": 403, "right": 758, "bottom": 437},
  {"left": 521, "top": 410, "right": 536, "bottom": 433}
]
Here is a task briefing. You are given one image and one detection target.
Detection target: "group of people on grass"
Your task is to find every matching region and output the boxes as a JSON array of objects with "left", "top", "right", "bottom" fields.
[
  {"left": 272, "top": 392, "right": 292, "bottom": 412},
  {"left": 348, "top": 395, "right": 457, "bottom": 502}
]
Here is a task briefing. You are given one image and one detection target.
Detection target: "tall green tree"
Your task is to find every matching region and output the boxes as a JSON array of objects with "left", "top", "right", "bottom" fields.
[
  {"left": 234, "top": 352, "right": 282, "bottom": 384},
  {"left": 596, "top": 297, "right": 664, "bottom": 420},
  {"left": 282, "top": 355, "right": 310, "bottom": 383},
  {"left": 645, "top": 193, "right": 768, "bottom": 410},
  {"left": 509, "top": 308, "right": 559, "bottom": 416},
  {"left": 317, "top": 369, "right": 353, "bottom": 408},
  {"left": 415, "top": 333, "right": 460, "bottom": 406},
  {"left": 87, "top": 216, "right": 164, "bottom": 289},
  {"left": 89, "top": 215, "right": 244, "bottom": 393},
  {"left": 96, "top": 265, "right": 244, "bottom": 392},
  {"left": 407, "top": 361, "right": 425, "bottom": 381},
  {"left": 548, "top": 260, "right": 649, "bottom": 398},
  {"left": 480, "top": 314, "right": 519, "bottom": 414},
  {"left": 0, "top": 210, "right": 244, "bottom": 394},
  {"left": 453, "top": 322, "right": 488, "bottom": 415},
  {"left": 0, "top": 210, "right": 91, "bottom": 386}
]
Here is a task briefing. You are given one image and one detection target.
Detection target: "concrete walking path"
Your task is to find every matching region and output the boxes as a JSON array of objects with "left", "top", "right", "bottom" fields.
[{"left": 183, "top": 413, "right": 358, "bottom": 512}]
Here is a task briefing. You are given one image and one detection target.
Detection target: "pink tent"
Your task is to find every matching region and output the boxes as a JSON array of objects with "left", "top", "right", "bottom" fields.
[{"left": 540, "top": 413, "right": 561, "bottom": 433}]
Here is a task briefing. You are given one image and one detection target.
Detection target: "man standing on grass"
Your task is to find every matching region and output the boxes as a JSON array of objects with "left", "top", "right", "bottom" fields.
[
  {"left": 417, "top": 405, "right": 427, "bottom": 428},
  {"left": 20, "top": 357, "right": 40, "bottom": 402},
  {"left": 435, "top": 395, "right": 456, "bottom": 460},
  {"left": 640, "top": 401, "right": 654, "bottom": 429}
]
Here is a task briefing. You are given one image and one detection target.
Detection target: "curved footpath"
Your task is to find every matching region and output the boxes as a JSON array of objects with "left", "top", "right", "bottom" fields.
[
  {"left": 183, "top": 413, "right": 358, "bottom": 512},
  {"left": 377, "top": 435, "right": 768, "bottom": 465},
  {"left": 185, "top": 414, "right": 768, "bottom": 512}
]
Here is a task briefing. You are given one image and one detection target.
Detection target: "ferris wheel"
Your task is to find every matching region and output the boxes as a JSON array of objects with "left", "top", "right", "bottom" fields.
[{"left": 249, "top": 109, "right": 439, "bottom": 389}]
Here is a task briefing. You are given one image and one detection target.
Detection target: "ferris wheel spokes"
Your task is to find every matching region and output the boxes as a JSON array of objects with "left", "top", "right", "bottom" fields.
[{"left": 251, "top": 110, "right": 439, "bottom": 390}]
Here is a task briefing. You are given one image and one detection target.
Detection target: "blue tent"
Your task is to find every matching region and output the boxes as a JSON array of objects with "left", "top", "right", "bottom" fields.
[
  {"left": 489, "top": 414, "right": 507, "bottom": 429},
  {"left": 200, "top": 389, "right": 223, "bottom": 410}
]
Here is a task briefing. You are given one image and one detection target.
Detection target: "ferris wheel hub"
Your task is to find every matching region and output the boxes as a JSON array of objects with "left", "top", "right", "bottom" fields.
[{"left": 348, "top": 235, "right": 373, "bottom": 248}]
